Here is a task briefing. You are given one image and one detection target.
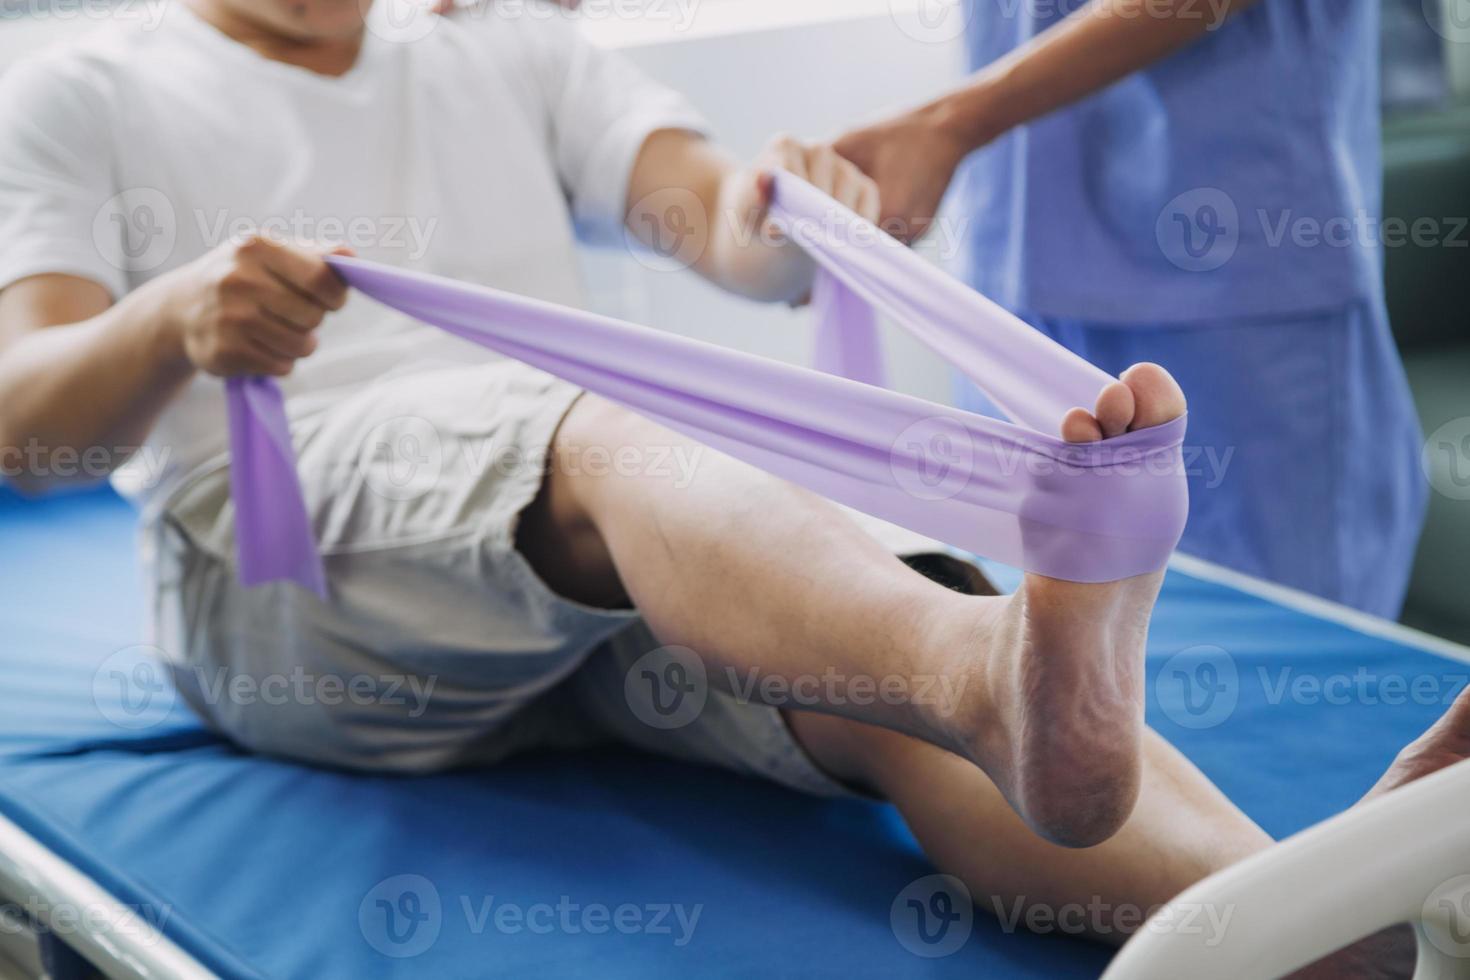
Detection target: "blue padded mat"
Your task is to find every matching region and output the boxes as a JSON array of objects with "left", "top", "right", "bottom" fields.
[{"left": 0, "top": 487, "right": 1464, "bottom": 978}]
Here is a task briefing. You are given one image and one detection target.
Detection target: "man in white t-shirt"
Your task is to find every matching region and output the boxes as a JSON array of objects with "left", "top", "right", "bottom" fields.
[{"left": 0, "top": 0, "right": 1458, "bottom": 966}]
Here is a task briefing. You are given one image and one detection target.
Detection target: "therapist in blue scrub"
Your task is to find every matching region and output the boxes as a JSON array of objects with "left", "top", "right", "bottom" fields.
[{"left": 836, "top": 0, "right": 1427, "bottom": 617}]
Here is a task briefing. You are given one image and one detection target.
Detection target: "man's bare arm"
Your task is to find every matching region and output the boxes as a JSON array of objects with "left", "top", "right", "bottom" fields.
[
  {"left": 836, "top": 0, "right": 1265, "bottom": 240},
  {"left": 0, "top": 238, "right": 349, "bottom": 494},
  {"left": 624, "top": 129, "right": 880, "bottom": 304},
  {"left": 0, "top": 276, "right": 193, "bottom": 491}
]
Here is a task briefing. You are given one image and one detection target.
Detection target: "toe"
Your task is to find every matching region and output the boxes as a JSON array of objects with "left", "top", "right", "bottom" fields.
[
  {"left": 1120, "top": 363, "right": 1187, "bottom": 431},
  {"left": 1094, "top": 381, "right": 1136, "bottom": 438},
  {"left": 1061, "top": 407, "right": 1104, "bottom": 443}
]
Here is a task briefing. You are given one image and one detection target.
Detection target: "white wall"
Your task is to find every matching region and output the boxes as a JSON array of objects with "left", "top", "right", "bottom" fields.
[{"left": 0, "top": 3, "right": 968, "bottom": 401}]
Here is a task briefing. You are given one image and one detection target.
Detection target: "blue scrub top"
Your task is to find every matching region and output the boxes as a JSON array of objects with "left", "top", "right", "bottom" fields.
[{"left": 956, "top": 0, "right": 1383, "bottom": 324}]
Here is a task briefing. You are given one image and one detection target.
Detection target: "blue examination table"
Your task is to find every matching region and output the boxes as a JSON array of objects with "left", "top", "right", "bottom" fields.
[{"left": 1, "top": 486, "right": 1465, "bottom": 979}]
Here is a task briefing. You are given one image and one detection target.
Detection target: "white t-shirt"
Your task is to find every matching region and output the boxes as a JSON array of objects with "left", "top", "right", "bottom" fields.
[{"left": 0, "top": 1, "right": 704, "bottom": 509}]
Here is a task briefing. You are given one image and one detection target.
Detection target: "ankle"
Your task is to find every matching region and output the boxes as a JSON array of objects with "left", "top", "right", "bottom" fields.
[{"left": 912, "top": 594, "right": 1012, "bottom": 757}]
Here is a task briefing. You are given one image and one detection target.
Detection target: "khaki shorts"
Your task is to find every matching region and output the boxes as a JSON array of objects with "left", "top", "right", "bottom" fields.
[{"left": 148, "top": 361, "right": 989, "bottom": 796}]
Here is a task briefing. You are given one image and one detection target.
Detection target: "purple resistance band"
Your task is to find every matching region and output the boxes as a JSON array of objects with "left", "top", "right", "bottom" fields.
[{"left": 226, "top": 172, "right": 1188, "bottom": 598}]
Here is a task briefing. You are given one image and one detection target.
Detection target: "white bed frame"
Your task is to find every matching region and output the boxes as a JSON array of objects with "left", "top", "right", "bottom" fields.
[{"left": 0, "top": 812, "right": 211, "bottom": 979}]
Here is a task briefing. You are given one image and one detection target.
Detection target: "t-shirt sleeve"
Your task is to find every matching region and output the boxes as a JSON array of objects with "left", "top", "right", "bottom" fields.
[
  {"left": 504, "top": 12, "right": 709, "bottom": 244},
  {"left": 0, "top": 54, "right": 127, "bottom": 298}
]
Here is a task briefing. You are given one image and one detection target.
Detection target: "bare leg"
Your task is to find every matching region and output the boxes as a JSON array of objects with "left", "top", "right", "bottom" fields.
[
  {"left": 518, "top": 364, "right": 1187, "bottom": 846},
  {"left": 789, "top": 713, "right": 1270, "bottom": 942},
  {"left": 788, "top": 687, "right": 1470, "bottom": 976}
]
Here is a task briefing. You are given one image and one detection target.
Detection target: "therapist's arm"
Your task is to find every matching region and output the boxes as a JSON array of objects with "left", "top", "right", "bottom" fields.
[
  {"left": 624, "top": 129, "right": 880, "bottom": 304},
  {"left": 0, "top": 239, "right": 347, "bottom": 493},
  {"left": 836, "top": 0, "right": 1265, "bottom": 241}
]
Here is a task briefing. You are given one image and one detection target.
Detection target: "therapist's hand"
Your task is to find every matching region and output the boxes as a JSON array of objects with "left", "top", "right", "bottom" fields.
[
  {"left": 835, "top": 108, "right": 972, "bottom": 244},
  {"left": 159, "top": 236, "right": 352, "bottom": 378}
]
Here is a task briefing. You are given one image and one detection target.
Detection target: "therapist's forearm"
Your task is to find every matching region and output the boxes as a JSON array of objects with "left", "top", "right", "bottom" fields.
[{"left": 937, "top": 0, "right": 1263, "bottom": 150}]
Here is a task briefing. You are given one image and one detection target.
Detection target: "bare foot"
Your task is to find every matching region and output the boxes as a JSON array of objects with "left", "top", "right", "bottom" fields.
[
  {"left": 949, "top": 364, "right": 1188, "bottom": 848},
  {"left": 1364, "top": 684, "right": 1470, "bottom": 801}
]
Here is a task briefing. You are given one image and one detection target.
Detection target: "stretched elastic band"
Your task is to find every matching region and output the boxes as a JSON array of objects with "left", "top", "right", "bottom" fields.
[{"left": 225, "top": 172, "right": 1188, "bottom": 597}]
